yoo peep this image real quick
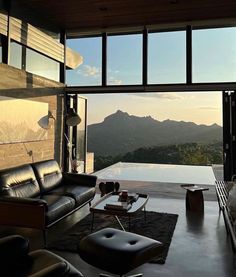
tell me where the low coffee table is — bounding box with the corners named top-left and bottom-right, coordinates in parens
top-left (90, 192), bottom-right (149, 232)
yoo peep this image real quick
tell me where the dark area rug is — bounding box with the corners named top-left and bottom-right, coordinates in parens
top-left (47, 211), bottom-right (178, 264)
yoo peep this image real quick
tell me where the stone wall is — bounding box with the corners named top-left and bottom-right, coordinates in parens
top-left (0, 63), bottom-right (65, 169)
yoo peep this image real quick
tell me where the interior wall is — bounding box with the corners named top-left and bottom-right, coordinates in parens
top-left (0, 63), bottom-right (65, 169)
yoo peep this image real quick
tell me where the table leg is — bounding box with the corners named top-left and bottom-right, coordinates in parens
top-left (114, 216), bottom-right (125, 231)
top-left (91, 212), bottom-right (94, 232)
top-left (186, 190), bottom-right (204, 212)
top-left (144, 206), bottom-right (147, 222)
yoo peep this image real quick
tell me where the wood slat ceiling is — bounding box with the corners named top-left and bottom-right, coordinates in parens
top-left (16, 0), bottom-right (236, 33)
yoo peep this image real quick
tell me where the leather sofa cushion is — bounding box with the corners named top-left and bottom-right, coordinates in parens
top-left (32, 159), bottom-right (63, 194)
top-left (49, 185), bottom-right (96, 207)
top-left (41, 194), bottom-right (75, 225)
top-left (0, 164), bottom-right (40, 198)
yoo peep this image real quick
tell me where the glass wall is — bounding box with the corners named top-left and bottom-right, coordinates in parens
top-left (193, 27), bottom-right (236, 83)
top-left (76, 96), bottom-right (87, 173)
top-left (66, 37), bottom-right (102, 86)
top-left (148, 30), bottom-right (186, 84)
top-left (9, 41), bottom-right (60, 81)
top-left (26, 48), bottom-right (59, 81)
top-left (10, 41), bottom-right (22, 69)
top-left (107, 34), bottom-right (142, 85)
top-left (66, 26), bottom-right (236, 87)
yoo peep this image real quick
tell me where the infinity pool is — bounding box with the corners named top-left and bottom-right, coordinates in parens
top-left (94, 162), bottom-right (216, 185)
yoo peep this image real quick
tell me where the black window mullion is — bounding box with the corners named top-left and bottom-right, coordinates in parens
top-left (102, 32), bottom-right (107, 86)
top-left (186, 25), bottom-right (192, 84)
top-left (60, 29), bottom-right (66, 84)
top-left (223, 90), bottom-right (233, 180)
top-left (21, 45), bottom-right (26, 70)
top-left (3, 0), bottom-right (11, 64)
top-left (1, 34), bottom-right (9, 64)
top-left (142, 28), bottom-right (148, 86)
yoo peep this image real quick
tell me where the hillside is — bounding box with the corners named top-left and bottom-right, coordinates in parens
top-left (94, 142), bottom-right (223, 171)
top-left (87, 110), bottom-right (222, 156)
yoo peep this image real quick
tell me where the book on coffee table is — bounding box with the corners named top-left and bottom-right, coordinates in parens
top-left (105, 201), bottom-right (132, 211)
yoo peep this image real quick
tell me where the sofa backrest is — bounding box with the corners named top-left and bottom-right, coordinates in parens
top-left (0, 165), bottom-right (40, 198)
top-left (31, 159), bottom-right (62, 194)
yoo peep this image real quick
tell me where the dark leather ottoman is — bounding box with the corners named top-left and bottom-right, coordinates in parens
top-left (78, 228), bottom-right (163, 277)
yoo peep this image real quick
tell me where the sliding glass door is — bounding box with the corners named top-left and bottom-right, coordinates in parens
top-left (65, 94), bottom-right (87, 173)
top-left (75, 96), bottom-right (87, 173)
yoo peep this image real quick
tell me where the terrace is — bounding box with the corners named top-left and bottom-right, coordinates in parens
top-left (0, 0), bottom-right (236, 276)
top-left (94, 162), bottom-right (218, 196)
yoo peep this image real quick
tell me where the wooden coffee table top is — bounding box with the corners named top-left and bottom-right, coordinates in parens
top-left (90, 192), bottom-right (149, 215)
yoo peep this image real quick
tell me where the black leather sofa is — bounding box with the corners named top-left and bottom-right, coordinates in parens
top-left (0, 234), bottom-right (84, 276)
top-left (0, 159), bottom-right (97, 244)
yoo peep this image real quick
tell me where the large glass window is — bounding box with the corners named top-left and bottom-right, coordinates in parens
top-left (66, 37), bottom-right (102, 86)
top-left (107, 34), bottom-right (142, 85)
top-left (10, 41), bottom-right (59, 81)
top-left (26, 48), bottom-right (59, 81)
top-left (10, 41), bottom-right (22, 69)
top-left (148, 30), bottom-right (186, 84)
top-left (76, 96), bottom-right (87, 173)
top-left (193, 27), bottom-right (236, 83)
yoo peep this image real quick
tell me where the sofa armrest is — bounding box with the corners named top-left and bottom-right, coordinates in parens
top-left (0, 197), bottom-right (46, 229)
top-left (0, 235), bottom-right (31, 275)
top-left (62, 172), bottom-right (97, 187)
top-left (30, 262), bottom-right (69, 277)
top-left (0, 235), bottom-right (29, 261)
top-left (0, 196), bottom-right (47, 206)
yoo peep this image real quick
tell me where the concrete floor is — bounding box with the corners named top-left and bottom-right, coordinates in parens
top-left (1, 194), bottom-right (235, 277)
top-left (0, 165), bottom-right (235, 277)
top-left (53, 197), bottom-right (236, 277)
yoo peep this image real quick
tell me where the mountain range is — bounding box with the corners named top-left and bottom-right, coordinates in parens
top-left (87, 110), bottom-right (222, 156)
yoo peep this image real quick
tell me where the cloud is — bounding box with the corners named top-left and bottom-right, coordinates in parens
top-left (154, 93), bottom-right (184, 100)
top-left (131, 93), bottom-right (184, 100)
top-left (108, 68), bottom-right (120, 74)
top-left (77, 65), bottom-right (101, 77)
top-left (108, 77), bottom-right (123, 85)
top-left (198, 106), bottom-right (219, 110)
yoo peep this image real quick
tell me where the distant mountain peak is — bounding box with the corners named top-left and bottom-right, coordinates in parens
top-left (116, 109), bottom-right (126, 114)
top-left (104, 110), bottom-right (129, 122)
top-left (104, 110), bottom-right (157, 123)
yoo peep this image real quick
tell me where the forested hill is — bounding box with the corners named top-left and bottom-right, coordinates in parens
top-left (87, 110), bottom-right (222, 156)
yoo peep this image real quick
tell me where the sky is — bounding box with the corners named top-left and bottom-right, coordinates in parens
top-left (66, 27), bottom-right (236, 126)
top-left (83, 92), bottom-right (222, 126)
